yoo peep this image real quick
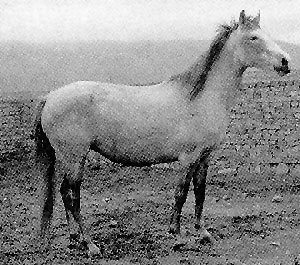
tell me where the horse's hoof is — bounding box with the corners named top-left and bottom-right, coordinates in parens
top-left (173, 236), bottom-right (188, 251)
top-left (70, 233), bottom-right (80, 242)
top-left (197, 228), bottom-right (215, 244)
top-left (87, 243), bottom-right (101, 256)
top-left (68, 233), bottom-right (81, 250)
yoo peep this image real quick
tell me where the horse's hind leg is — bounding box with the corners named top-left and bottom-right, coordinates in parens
top-left (60, 175), bottom-right (74, 244)
top-left (60, 155), bottom-right (100, 255)
top-left (39, 157), bottom-right (56, 250)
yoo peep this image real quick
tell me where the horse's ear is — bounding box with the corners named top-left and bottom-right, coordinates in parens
top-left (253, 10), bottom-right (260, 26)
top-left (239, 10), bottom-right (246, 25)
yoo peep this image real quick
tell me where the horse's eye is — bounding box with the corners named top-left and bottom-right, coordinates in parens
top-left (250, 36), bottom-right (259, 41)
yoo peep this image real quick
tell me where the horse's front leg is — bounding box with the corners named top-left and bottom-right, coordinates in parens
top-left (169, 148), bottom-right (214, 242)
top-left (169, 162), bottom-right (197, 234)
top-left (192, 151), bottom-right (214, 243)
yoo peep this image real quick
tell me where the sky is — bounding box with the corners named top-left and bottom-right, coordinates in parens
top-left (0, 0), bottom-right (299, 44)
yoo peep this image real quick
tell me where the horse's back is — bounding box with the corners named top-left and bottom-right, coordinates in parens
top-left (41, 80), bottom-right (180, 128)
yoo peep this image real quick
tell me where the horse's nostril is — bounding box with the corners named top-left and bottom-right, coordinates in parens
top-left (282, 57), bottom-right (288, 66)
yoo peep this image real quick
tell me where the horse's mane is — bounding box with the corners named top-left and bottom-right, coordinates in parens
top-left (169, 15), bottom-right (256, 100)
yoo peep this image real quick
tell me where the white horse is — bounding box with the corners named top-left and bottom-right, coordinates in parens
top-left (33, 10), bottom-right (290, 255)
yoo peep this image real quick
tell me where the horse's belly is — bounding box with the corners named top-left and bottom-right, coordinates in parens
top-left (91, 105), bottom-right (228, 166)
top-left (91, 126), bottom-right (181, 165)
top-left (90, 100), bottom-right (187, 164)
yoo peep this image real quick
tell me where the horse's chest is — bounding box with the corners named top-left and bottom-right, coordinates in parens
top-left (201, 102), bottom-right (229, 133)
top-left (174, 98), bottom-right (230, 166)
top-left (192, 95), bottom-right (229, 137)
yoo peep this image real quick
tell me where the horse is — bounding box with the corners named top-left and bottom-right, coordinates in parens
top-left (33, 10), bottom-right (290, 255)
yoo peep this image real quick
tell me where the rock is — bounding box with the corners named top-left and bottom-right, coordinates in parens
top-left (291, 164), bottom-right (300, 175)
top-left (223, 194), bottom-right (230, 201)
top-left (173, 237), bottom-right (188, 251)
top-left (294, 254), bottom-right (300, 265)
top-left (0, 165), bottom-right (6, 176)
top-left (226, 258), bottom-right (246, 265)
top-left (154, 163), bottom-right (171, 169)
top-left (254, 165), bottom-right (261, 174)
top-left (179, 257), bottom-right (192, 264)
top-left (102, 197), bottom-right (111, 203)
top-left (290, 91), bottom-right (298, 97)
top-left (218, 168), bottom-right (237, 175)
top-left (272, 195), bottom-right (283, 203)
top-left (270, 241), bottom-right (280, 247)
top-left (274, 163), bottom-right (289, 175)
top-left (109, 220), bottom-right (118, 227)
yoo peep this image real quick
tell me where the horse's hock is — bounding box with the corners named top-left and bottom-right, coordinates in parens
top-left (1, 79), bottom-right (300, 172)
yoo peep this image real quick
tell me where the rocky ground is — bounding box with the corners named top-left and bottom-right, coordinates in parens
top-left (1, 157), bottom-right (300, 265)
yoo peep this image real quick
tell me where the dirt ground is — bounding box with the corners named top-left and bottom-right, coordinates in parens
top-left (1, 156), bottom-right (300, 265)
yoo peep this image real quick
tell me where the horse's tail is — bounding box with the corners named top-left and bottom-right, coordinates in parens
top-left (32, 97), bottom-right (56, 241)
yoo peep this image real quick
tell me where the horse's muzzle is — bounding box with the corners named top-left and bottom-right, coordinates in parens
top-left (274, 58), bottom-right (290, 76)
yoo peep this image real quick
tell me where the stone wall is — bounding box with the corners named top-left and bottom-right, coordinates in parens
top-left (212, 79), bottom-right (300, 174)
top-left (0, 99), bottom-right (35, 161)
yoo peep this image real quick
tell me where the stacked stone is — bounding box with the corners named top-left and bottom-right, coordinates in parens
top-left (0, 99), bottom-right (35, 161)
top-left (211, 79), bottom-right (300, 174)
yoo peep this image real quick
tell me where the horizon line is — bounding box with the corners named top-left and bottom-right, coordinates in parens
top-left (0, 38), bottom-right (297, 46)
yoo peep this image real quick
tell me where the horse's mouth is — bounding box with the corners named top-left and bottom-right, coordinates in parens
top-left (274, 65), bottom-right (290, 76)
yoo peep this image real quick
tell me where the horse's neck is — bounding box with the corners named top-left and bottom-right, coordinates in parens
top-left (196, 48), bottom-right (246, 110)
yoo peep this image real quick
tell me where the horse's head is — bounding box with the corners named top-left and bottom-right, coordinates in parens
top-left (229, 10), bottom-right (290, 76)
